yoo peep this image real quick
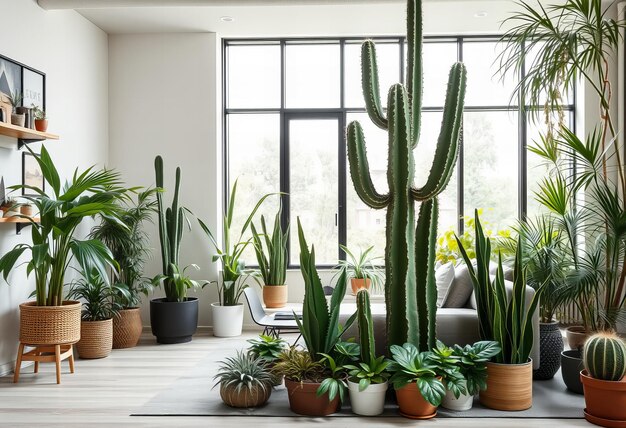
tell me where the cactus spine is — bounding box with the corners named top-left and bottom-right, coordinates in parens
top-left (155, 155), bottom-right (186, 302)
top-left (357, 289), bottom-right (376, 365)
top-left (583, 332), bottom-right (626, 381)
top-left (347, 0), bottom-right (466, 351)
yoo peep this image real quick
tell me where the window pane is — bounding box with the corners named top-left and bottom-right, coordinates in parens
top-left (286, 44), bottom-right (340, 108)
top-left (463, 111), bottom-right (518, 228)
top-left (344, 41), bottom-right (400, 109)
top-left (228, 114), bottom-right (280, 265)
top-left (463, 42), bottom-right (516, 107)
top-left (346, 113), bottom-right (388, 256)
top-left (289, 119), bottom-right (339, 264)
top-left (423, 42), bottom-right (458, 107)
top-left (228, 45), bottom-right (281, 109)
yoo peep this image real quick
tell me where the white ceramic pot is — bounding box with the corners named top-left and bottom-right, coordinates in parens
top-left (347, 379), bottom-right (388, 416)
top-left (441, 389), bottom-right (474, 411)
top-left (211, 302), bottom-right (244, 337)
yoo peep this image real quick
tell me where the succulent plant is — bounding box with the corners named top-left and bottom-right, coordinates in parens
top-left (583, 332), bottom-right (626, 381)
top-left (346, 0), bottom-right (467, 350)
top-left (213, 350), bottom-right (273, 392)
top-left (247, 334), bottom-right (287, 363)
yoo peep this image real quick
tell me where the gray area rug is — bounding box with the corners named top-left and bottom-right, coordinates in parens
top-left (133, 352), bottom-right (585, 418)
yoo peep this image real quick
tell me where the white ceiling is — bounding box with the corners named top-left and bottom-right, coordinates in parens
top-left (39, 0), bottom-right (521, 36)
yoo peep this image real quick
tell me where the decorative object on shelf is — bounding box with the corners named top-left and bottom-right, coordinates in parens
top-left (214, 350), bottom-right (273, 408)
top-left (16, 106), bottom-right (32, 129)
top-left (0, 176), bottom-right (5, 205)
top-left (333, 245), bottom-right (384, 296)
top-left (9, 91), bottom-right (24, 127)
top-left (0, 92), bottom-right (11, 123)
top-left (1, 196), bottom-right (18, 217)
top-left (19, 202), bottom-right (33, 217)
top-left (33, 106), bottom-right (47, 132)
top-left (347, 0), bottom-right (466, 351)
top-left (22, 151), bottom-right (45, 196)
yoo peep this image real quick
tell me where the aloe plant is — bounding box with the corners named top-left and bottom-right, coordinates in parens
top-left (347, 0), bottom-right (466, 350)
top-left (250, 207), bottom-right (288, 286)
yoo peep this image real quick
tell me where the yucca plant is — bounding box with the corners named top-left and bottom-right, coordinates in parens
top-left (0, 145), bottom-right (126, 306)
top-left (67, 269), bottom-right (129, 321)
top-left (250, 207), bottom-right (288, 287)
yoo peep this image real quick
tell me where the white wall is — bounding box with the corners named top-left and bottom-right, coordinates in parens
top-left (0, 0), bottom-right (108, 373)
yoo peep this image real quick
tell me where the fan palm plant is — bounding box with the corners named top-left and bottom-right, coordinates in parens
top-left (0, 146), bottom-right (126, 306)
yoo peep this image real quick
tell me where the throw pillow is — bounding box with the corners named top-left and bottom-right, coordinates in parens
top-left (442, 263), bottom-right (474, 308)
top-left (435, 262), bottom-right (455, 308)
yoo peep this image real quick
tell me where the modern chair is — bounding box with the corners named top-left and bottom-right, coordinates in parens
top-left (243, 288), bottom-right (301, 342)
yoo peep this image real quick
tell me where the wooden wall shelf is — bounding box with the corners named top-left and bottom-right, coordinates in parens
top-left (0, 122), bottom-right (59, 149)
top-left (0, 216), bottom-right (40, 234)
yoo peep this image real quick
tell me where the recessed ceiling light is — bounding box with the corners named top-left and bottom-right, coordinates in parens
top-left (474, 11), bottom-right (488, 18)
top-left (220, 16), bottom-right (234, 22)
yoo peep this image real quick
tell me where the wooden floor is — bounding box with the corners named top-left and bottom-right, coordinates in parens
top-left (0, 330), bottom-right (591, 427)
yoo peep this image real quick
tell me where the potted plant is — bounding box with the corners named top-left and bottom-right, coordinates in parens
top-left (581, 332), bottom-right (626, 426)
top-left (68, 269), bottom-right (128, 359)
top-left (438, 341), bottom-right (501, 411)
top-left (150, 156), bottom-right (205, 344)
top-left (247, 334), bottom-right (287, 386)
top-left (198, 179), bottom-right (274, 337)
top-left (214, 350), bottom-right (273, 408)
top-left (344, 289), bottom-right (389, 416)
top-left (0, 146), bottom-right (124, 355)
top-left (91, 189), bottom-right (157, 349)
top-left (33, 106), bottom-right (48, 132)
top-left (251, 207), bottom-right (289, 308)
top-left (8, 91), bottom-right (24, 127)
top-left (19, 200), bottom-right (34, 217)
top-left (1, 196), bottom-right (18, 217)
top-left (334, 245), bottom-right (384, 295)
top-left (456, 211), bottom-right (542, 411)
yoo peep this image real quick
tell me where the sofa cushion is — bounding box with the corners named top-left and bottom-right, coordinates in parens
top-left (442, 263), bottom-right (474, 308)
top-left (436, 262), bottom-right (455, 308)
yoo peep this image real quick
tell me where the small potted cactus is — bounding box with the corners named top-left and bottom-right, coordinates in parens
top-left (580, 332), bottom-right (626, 426)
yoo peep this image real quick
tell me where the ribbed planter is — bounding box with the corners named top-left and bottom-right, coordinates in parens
top-left (581, 370), bottom-right (626, 426)
top-left (263, 285), bottom-right (287, 308)
top-left (150, 297), bottom-right (198, 344)
top-left (220, 383), bottom-right (271, 408)
top-left (285, 378), bottom-right (340, 416)
top-left (19, 300), bottom-right (81, 345)
top-left (561, 349), bottom-right (584, 394)
top-left (479, 360), bottom-right (532, 411)
top-left (395, 381), bottom-right (438, 419)
top-left (113, 308), bottom-right (143, 349)
top-left (348, 380), bottom-right (387, 416)
top-left (350, 278), bottom-right (371, 295)
top-left (533, 321), bottom-right (564, 380)
top-left (76, 318), bottom-right (113, 359)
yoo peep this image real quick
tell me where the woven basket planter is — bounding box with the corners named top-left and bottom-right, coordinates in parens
top-left (19, 300), bottom-right (81, 346)
top-left (113, 308), bottom-right (143, 349)
top-left (76, 318), bottom-right (113, 359)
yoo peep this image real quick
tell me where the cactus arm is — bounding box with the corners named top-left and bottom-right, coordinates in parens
top-left (407, 0), bottom-right (423, 147)
top-left (154, 156), bottom-right (170, 275)
top-left (170, 167), bottom-right (181, 268)
top-left (414, 198), bottom-right (438, 351)
top-left (361, 41), bottom-right (388, 130)
top-left (411, 62), bottom-right (466, 201)
top-left (347, 121), bottom-right (390, 209)
top-left (357, 289), bottom-right (376, 365)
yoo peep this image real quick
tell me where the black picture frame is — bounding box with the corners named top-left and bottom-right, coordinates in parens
top-left (0, 53), bottom-right (46, 111)
top-left (22, 152), bottom-right (45, 196)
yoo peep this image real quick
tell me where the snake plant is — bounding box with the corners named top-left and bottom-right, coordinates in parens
top-left (250, 207), bottom-right (288, 286)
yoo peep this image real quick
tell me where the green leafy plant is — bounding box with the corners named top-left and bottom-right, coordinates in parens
top-left (213, 350), bottom-right (273, 393)
top-left (429, 340), bottom-right (466, 398)
top-left (247, 334), bottom-right (287, 363)
top-left (272, 347), bottom-right (326, 383)
top-left (333, 245), bottom-right (384, 293)
top-left (456, 210), bottom-right (542, 364)
top-left (388, 342), bottom-right (446, 406)
top-left (0, 146), bottom-right (125, 306)
top-left (198, 179), bottom-right (275, 306)
top-left (32, 106), bottom-right (47, 120)
top-left (90, 188), bottom-right (157, 308)
top-left (67, 269), bottom-right (130, 321)
top-left (347, 0), bottom-right (466, 350)
top-left (8, 91), bottom-right (22, 112)
top-left (344, 355), bottom-right (389, 392)
top-left (251, 207), bottom-right (288, 286)
top-left (450, 341), bottom-right (501, 397)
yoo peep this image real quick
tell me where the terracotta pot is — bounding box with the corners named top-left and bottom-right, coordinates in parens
top-left (220, 383), bottom-right (271, 408)
top-left (581, 370), bottom-right (626, 425)
top-left (35, 119), bottom-right (48, 132)
top-left (20, 205), bottom-right (33, 217)
top-left (350, 278), bottom-right (371, 295)
top-left (566, 326), bottom-right (591, 351)
top-left (113, 308), bottom-right (143, 349)
top-left (263, 285), bottom-right (287, 308)
top-left (76, 318), bottom-right (113, 359)
top-left (395, 381), bottom-right (438, 419)
top-left (285, 378), bottom-right (340, 416)
top-left (479, 360), bottom-right (532, 411)
top-left (19, 300), bottom-right (81, 345)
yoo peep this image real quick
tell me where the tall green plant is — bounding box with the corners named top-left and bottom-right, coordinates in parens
top-left (456, 211), bottom-right (541, 364)
top-left (356, 289), bottom-right (376, 365)
top-left (347, 0), bottom-right (466, 350)
top-left (250, 207), bottom-right (288, 286)
top-left (67, 269), bottom-right (129, 321)
top-left (0, 146), bottom-right (125, 306)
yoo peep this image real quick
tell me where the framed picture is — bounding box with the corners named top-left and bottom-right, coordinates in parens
top-left (22, 152), bottom-right (45, 196)
top-left (0, 56), bottom-right (22, 100)
top-left (23, 68), bottom-right (44, 110)
top-left (0, 54), bottom-right (46, 115)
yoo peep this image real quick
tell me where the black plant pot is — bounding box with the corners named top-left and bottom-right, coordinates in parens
top-left (150, 297), bottom-right (198, 344)
top-left (533, 321), bottom-right (564, 380)
top-left (561, 349), bottom-right (584, 394)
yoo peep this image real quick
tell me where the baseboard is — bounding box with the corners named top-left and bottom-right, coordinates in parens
top-left (0, 359), bottom-right (33, 377)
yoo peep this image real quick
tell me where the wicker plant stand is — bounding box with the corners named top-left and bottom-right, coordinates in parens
top-left (13, 343), bottom-right (74, 384)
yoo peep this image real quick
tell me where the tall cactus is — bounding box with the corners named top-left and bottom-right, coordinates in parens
top-left (357, 289), bottom-right (376, 365)
top-left (155, 155), bottom-right (187, 302)
top-left (347, 0), bottom-right (466, 351)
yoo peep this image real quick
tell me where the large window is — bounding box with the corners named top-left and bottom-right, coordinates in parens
top-left (224, 37), bottom-right (575, 266)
